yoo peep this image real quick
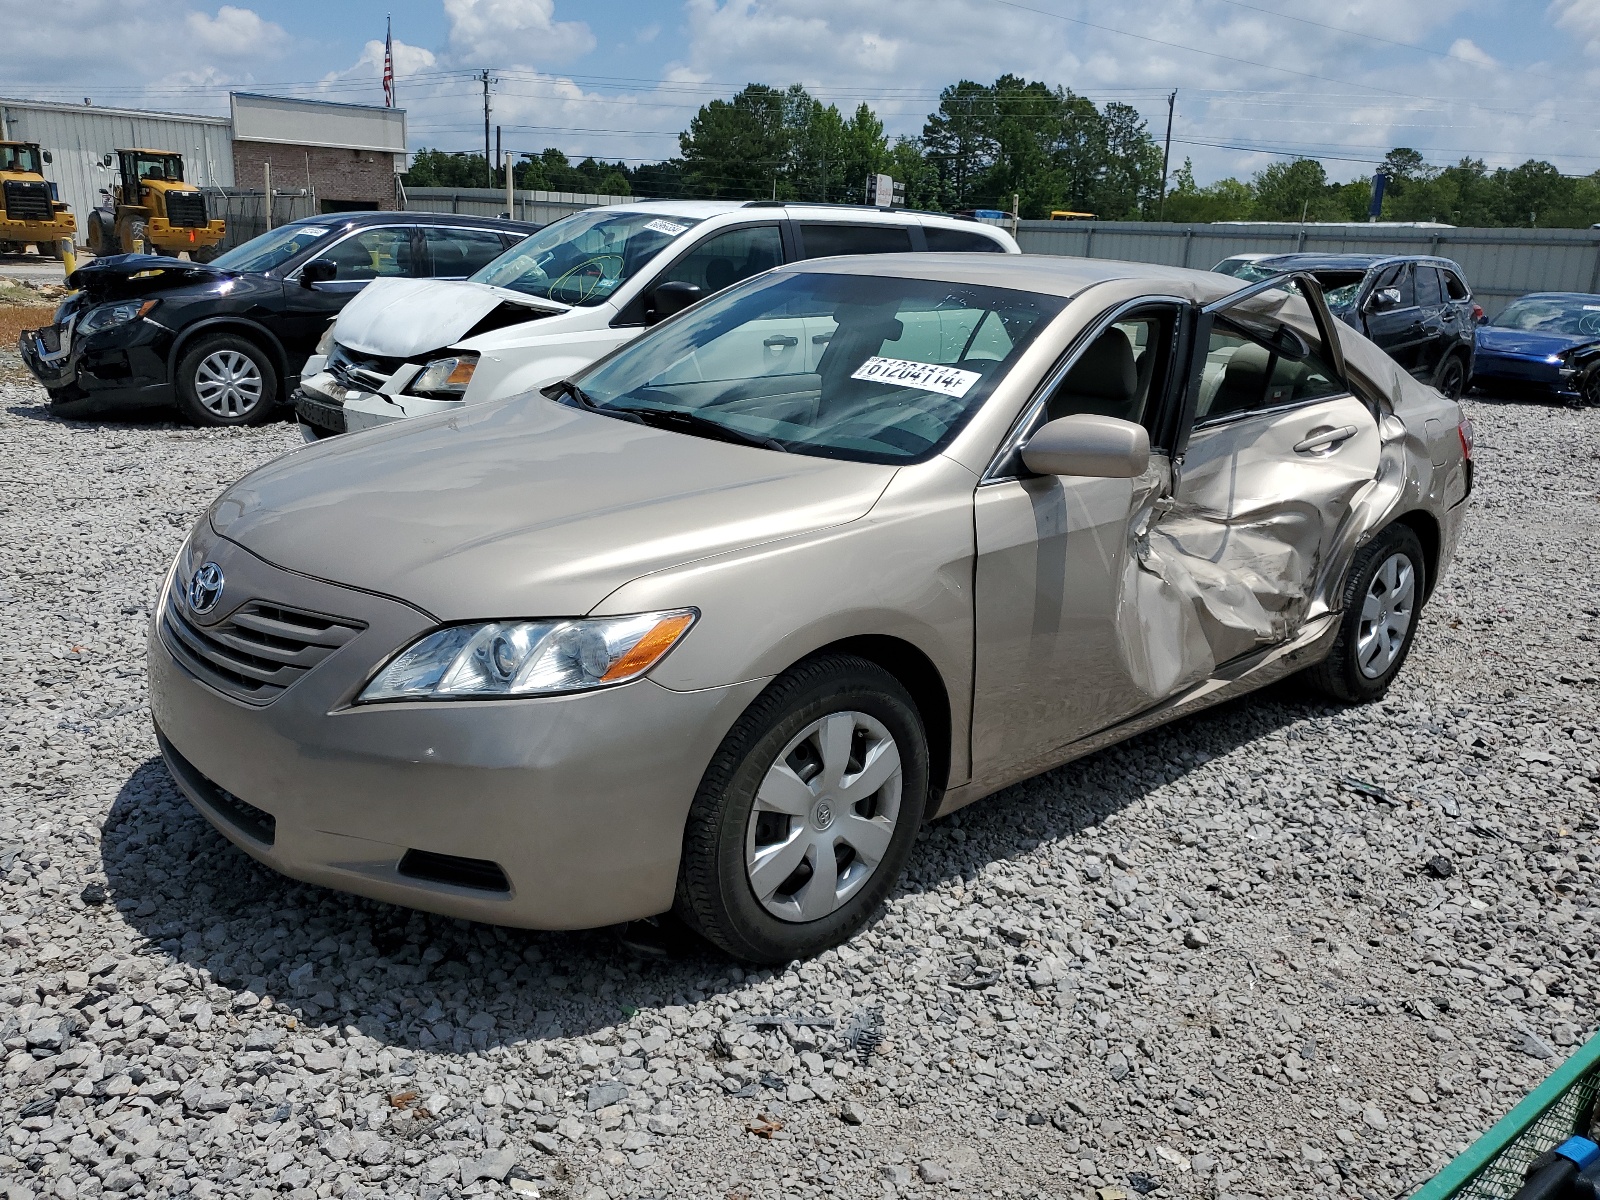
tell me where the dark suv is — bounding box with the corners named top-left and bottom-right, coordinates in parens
top-left (20, 211), bottom-right (541, 425)
top-left (1213, 253), bottom-right (1478, 399)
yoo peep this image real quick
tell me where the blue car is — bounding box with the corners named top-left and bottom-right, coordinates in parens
top-left (1472, 292), bottom-right (1600, 406)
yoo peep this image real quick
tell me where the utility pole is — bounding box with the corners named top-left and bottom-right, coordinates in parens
top-left (495, 125), bottom-right (502, 188)
top-left (1158, 90), bottom-right (1176, 221)
top-left (478, 69), bottom-right (495, 184)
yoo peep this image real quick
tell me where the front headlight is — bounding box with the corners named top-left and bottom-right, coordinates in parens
top-left (315, 322), bottom-right (337, 356)
top-left (359, 609), bottom-right (697, 702)
top-left (408, 354), bottom-right (478, 397)
top-left (77, 299), bottom-right (158, 336)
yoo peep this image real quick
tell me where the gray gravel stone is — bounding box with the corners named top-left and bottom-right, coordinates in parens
top-left (0, 367), bottom-right (1595, 1200)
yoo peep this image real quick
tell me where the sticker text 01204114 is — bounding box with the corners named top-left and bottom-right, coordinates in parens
top-left (849, 356), bottom-right (983, 398)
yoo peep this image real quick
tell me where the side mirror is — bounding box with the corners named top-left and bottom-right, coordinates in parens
top-left (41, 150), bottom-right (53, 165)
top-left (100, 153), bottom-right (115, 168)
top-left (647, 281), bottom-right (703, 323)
top-left (300, 259), bottom-right (338, 288)
top-left (1021, 414), bottom-right (1150, 479)
top-left (1367, 287), bottom-right (1402, 312)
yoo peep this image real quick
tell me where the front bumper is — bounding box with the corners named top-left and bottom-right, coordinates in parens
top-left (18, 317), bottom-right (175, 411)
top-left (0, 215), bottom-right (76, 242)
top-left (298, 369), bottom-right (464, 435)
top-left (148, 525), bottom-right (763, 929)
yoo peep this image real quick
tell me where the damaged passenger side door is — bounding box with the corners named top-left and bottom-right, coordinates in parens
top-left (1150, 280), bottom-right (1382, 669)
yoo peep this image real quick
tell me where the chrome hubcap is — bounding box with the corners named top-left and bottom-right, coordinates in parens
top-left (194, 349), bottom-right (263, 417)
top-left (745, 710), bottom-right (902, 923)
top-left (1357, 552), bottom-right (1416, 679)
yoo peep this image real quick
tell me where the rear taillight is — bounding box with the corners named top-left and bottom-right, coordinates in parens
top-left (1458, 415), bottom-right (1474, 461)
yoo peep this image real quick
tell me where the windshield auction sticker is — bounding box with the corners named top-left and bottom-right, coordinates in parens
top-left (850, 356), bottom-right (982, 397)
top-left (643, 218), bottom-right (689, 236)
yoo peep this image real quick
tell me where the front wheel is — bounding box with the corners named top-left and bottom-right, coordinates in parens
top-left (1577, 364), bottom-right (1600, 408)
top-left (675, 654), bottom-right (929, 963)
top-left (175, 334), bottom-right (278, 426)
top-left (1433, 352), bottom-right (1467, 400)
top-left (1305, 523), bottom-right (1427, 703)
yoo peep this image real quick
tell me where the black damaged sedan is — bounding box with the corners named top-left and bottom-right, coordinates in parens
top-left (19, 211), bottom-right (540, 425)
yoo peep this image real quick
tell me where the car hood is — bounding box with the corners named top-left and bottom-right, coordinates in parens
top-left (1475, 326), bottom-right (1597, 357)
top-left (66, 252), bottom-right (255, 304)
top-left (209, 395), bottom-right (898, 620)
top-left (333, 276), bottom-right (572, 358)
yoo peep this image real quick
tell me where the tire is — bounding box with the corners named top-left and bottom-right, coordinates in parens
top-left (1577, 364), bottom-right (1600, 409)
top-left (675, 653), bottom-right (929, 963)
top-left (174, 334), bottom-right (277, 426)
top-left (89, 213), bottom-right (119, 256)
top-left (1433, 352), bottom-right (1467, 401)
top-left (1305, 523), bottom-right (1427, 703)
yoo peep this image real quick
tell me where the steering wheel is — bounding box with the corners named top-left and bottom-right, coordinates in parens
top-left (549, 255), bottom-right (622, 304)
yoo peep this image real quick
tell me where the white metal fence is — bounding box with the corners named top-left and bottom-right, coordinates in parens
top-left (403, 186), bottom-right (636, 227)
top-left (1013, 220), bottom-right (1600, 312)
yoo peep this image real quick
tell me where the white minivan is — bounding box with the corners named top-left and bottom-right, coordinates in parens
top-left (293, 200), bottom-right (1019, 437)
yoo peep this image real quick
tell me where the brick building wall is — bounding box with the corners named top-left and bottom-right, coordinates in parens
top-left (231, 140), bottom-right (399, 211)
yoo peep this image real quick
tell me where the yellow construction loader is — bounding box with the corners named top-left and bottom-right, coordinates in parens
top-left (0, 141), bottom-right (76, 257)
top-left (87, 149), bottom-right (224, 259)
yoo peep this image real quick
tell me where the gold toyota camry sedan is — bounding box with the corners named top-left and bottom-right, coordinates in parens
top-left (149, 254), bottom-right (1472, 962)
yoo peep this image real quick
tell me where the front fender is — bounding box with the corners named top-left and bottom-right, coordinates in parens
top-left (168, 316), bottom-right (290, 384)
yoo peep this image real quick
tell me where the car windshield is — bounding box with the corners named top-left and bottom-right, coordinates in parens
top-left (472, 209), bottom-right (704, 306)
top-left (1213, 258), bottom-right (1280, 282)
top-left (0, 144), bottom-right (43, 174)
top-left (570, 270), bottom-right (1065, 465)
top-left (1493, 296), bottom-right (1600, 337)
top-left (1308, 270), bottom-right (1367, 309)
top-left (1213, 261), bottom-right (1366, 309)
top-left (210, 223), bottom-right (334, 273)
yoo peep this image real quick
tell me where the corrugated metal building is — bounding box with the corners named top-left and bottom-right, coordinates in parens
top-left (0, 98), bottom-right (233, 230)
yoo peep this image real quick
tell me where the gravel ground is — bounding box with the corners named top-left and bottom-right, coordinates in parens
top-left (1, 363), bottom-right (1596, 1200)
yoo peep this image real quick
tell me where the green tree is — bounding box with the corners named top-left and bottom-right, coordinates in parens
top-left (679, 83), bottom-right (789, 200)
top-left (1162, 160), bottom-right (1253, 222)
top-left (1251, 159), bottom-right (1343, 220)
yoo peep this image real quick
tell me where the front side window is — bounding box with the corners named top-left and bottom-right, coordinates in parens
top-left (1045, 311), bottom-right (1175, 427)
top-left (654, 225), bottom-right (782, 294)
top-left (1371, 263), bottom-right (1415, 308)
top-left (132, 154), bottom-right (183, 183)
top-left (473, 209), bottom-right (705, 306)
top-left (424, 227), bottom-right (510, 278)
top-left (924, 226), bottom-right (1006, 253)
top-left (320, 228), bottom-right (415, 280)
top-left (798, 223), bottom-right (914, 258)
top-left (211, 223), bottom-right (332, 274)
top-left (571, 271), bottom-right (1065, 464)
top-left (0, 144), bottom-right (43, 174)
top-left (1196, 318), bottom-right (1344, 424)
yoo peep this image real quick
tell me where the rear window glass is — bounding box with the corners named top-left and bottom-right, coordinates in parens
top-left (798, 224), bottom-right (914, 258)
top-left (924, 226), bottom-right (1005, 253)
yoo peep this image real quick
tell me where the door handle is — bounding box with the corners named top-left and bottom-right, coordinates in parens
top-left (763, 335), bottom-right (799, 348)
top-left (1293, 424), bottom-right (1359, 453)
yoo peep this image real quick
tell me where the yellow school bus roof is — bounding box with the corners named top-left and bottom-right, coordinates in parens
top-left (1049, 210), bottom-right (1096, 220)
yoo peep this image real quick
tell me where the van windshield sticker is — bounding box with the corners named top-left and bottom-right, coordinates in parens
top-left (643, 218), bottom-right (689, 236)
top-left (850, 356), bottom-right (982, 398)
top-left (1583, 305), bottom-right (1600, 311)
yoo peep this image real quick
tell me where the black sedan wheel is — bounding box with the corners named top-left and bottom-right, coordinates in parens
top-left (1433, 353), bottom-right (1467, 401)
top-left (1580, 364), bottom-right (1600, 408)
top-left (175, 334), bottom-right (278, 426)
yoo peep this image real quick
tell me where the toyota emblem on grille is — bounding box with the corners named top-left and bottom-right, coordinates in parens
top-left (187, 562), bottom-right (225, 615)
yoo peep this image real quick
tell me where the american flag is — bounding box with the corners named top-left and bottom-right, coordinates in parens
top-left (382, 16), bottom-right (395, 107)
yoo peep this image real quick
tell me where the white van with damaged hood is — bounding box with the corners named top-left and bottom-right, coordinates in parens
top-left (293, 200), bottom-right (1020, 437)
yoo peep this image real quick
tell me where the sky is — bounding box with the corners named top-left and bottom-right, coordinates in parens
top-left (5, 0), bottom-right (1600, 186)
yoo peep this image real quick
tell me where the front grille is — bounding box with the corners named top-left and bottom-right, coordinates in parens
top-left (3, 180), bottom-right (52, 222)
top-left (157, 732), bottom-right (276, 846)
top-left (398, 850), bottom-right (511, 893)
top-left (327, 343), bottom-right (406, 392)
top-left (161, 585), bottom-right (364, 705)
top-left (164, 191), bottom-right (208, 228)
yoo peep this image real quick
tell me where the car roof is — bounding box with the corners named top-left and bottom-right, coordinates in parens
top-left (564, 199), bottom-right (999, 229)
top-left (1251, 252), bottom-right (1464, 272)
top-left (281, 211), bottom-right (542, 233)
top-left (1507, 291), bottom-right (1600, 303)
top-left (782, 252), bottom-right (1250, 299)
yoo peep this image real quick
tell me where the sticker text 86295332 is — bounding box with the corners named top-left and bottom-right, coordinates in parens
top-left (849, 356), bottom-right (983, 398)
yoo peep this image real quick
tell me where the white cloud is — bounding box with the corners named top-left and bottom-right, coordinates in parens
top-left (1446, 38), bottom-right (1497, 68)
top-left (184, 5), bottom-right (288, 58)
top-left (443, 0), bottom-right (595, 65)
top-left (1551, 0), bottom-right (1600, 54)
